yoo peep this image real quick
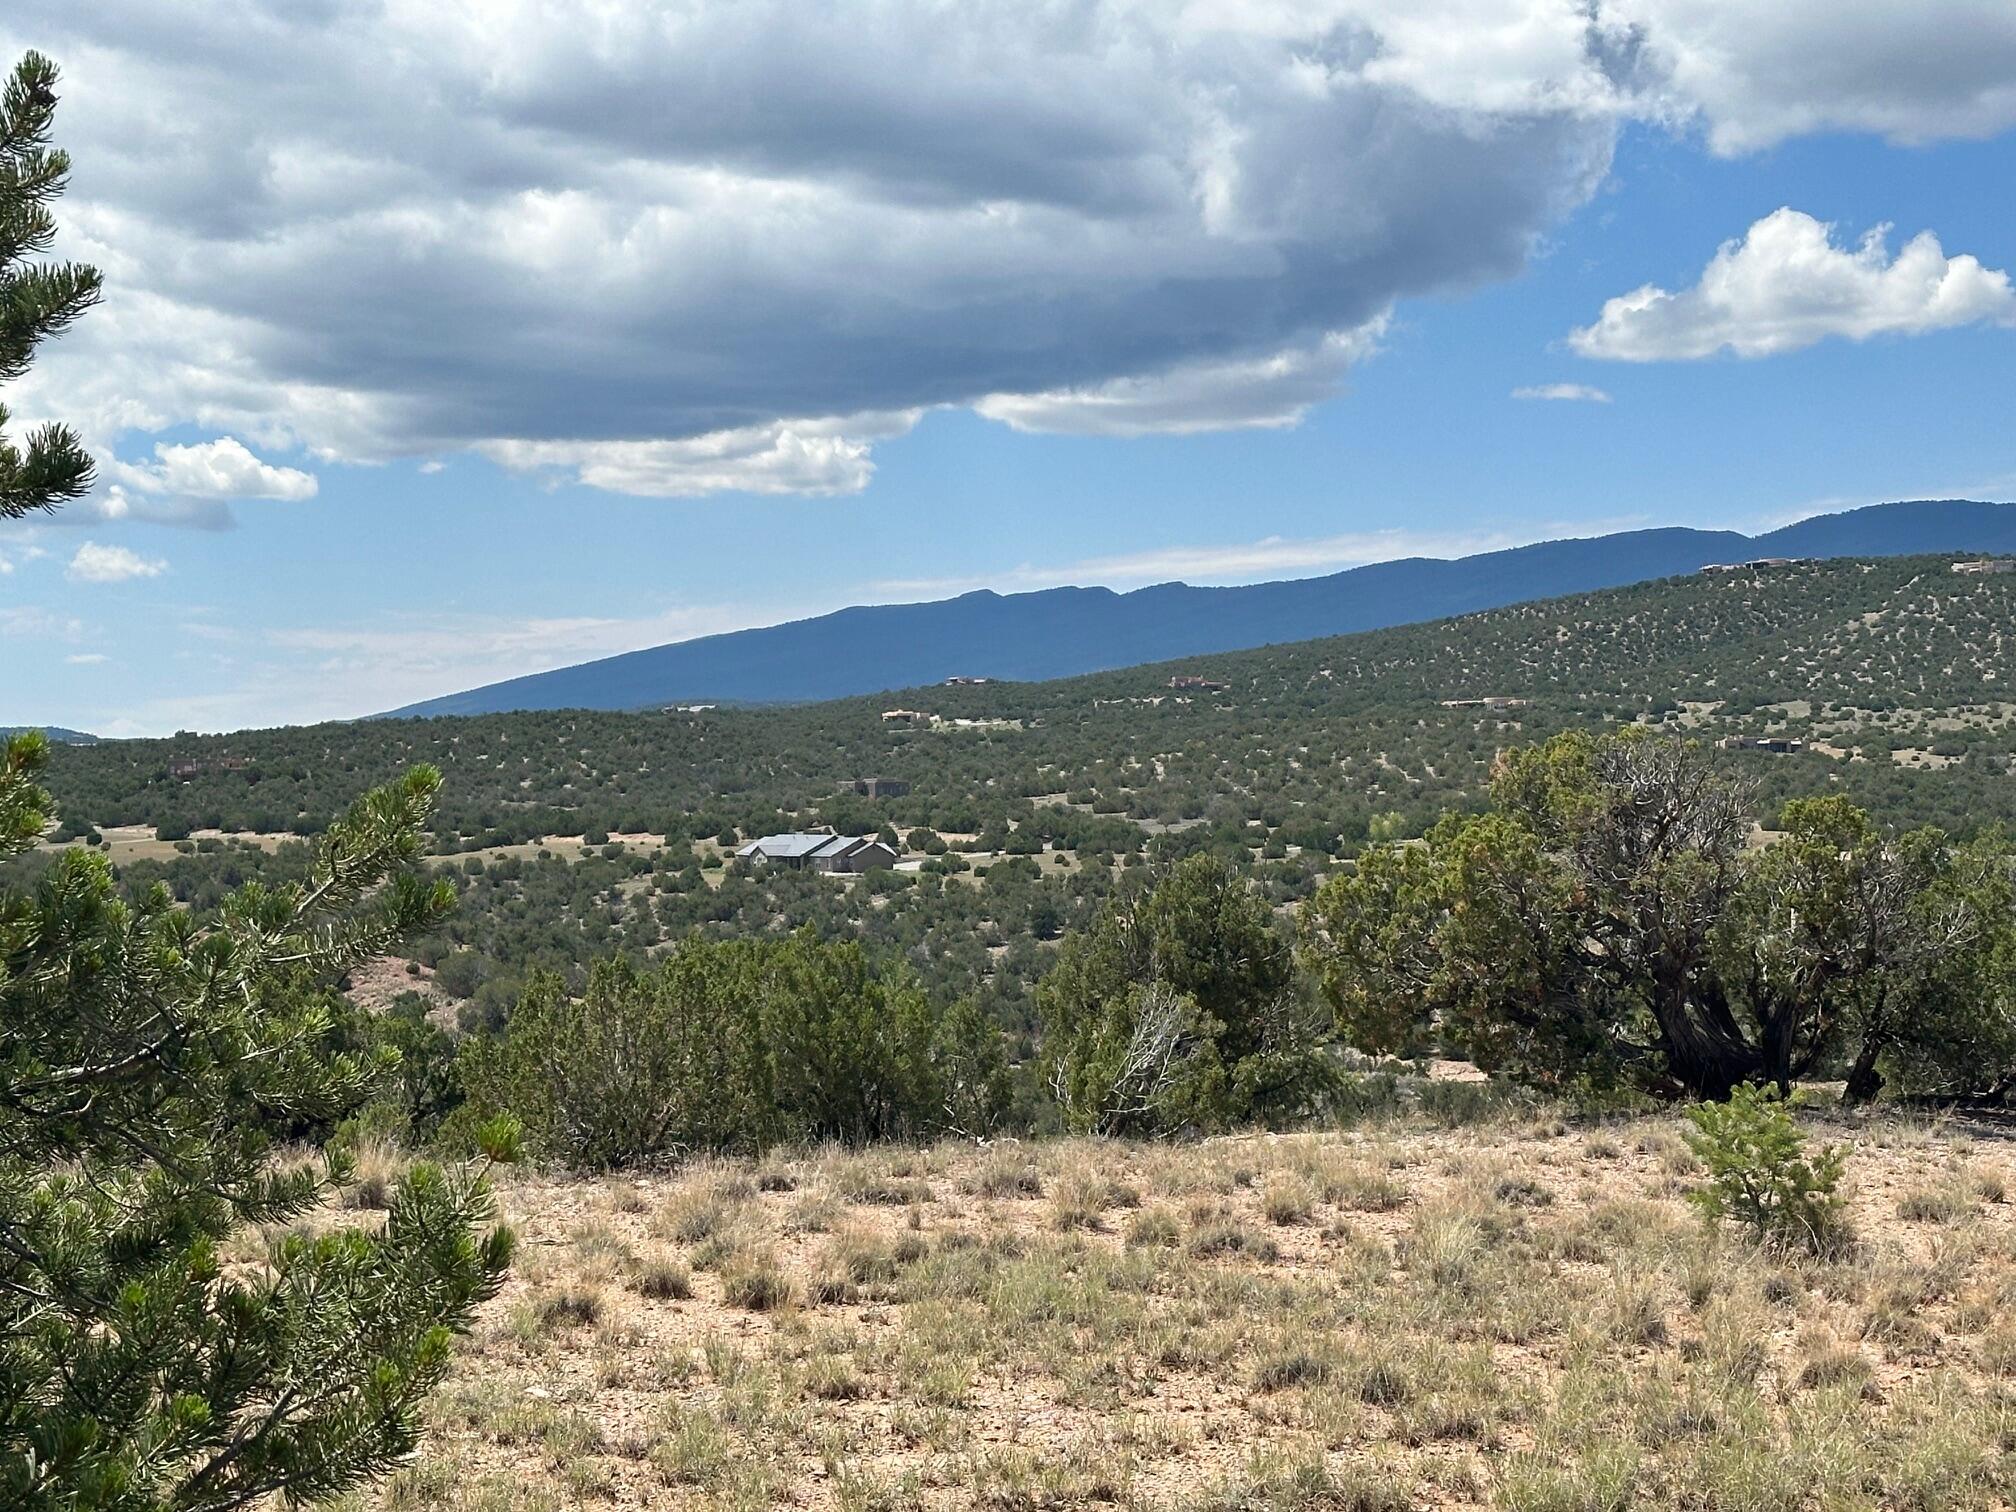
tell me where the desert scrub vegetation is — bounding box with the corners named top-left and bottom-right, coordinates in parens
top-left (352, 1109), bottom-right (2016, 1511)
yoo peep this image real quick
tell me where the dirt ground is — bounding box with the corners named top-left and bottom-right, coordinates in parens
top-left (337, 1110), bottom-right (2016, 1512)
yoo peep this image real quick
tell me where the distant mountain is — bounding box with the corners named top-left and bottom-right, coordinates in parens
top-left (386, 499), bottom-right (2016, 718)
top-left (1, 726), bottom-right (101, 744)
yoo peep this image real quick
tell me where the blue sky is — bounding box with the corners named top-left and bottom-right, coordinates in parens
top-left (3, 3), bottom-right (2015, 735)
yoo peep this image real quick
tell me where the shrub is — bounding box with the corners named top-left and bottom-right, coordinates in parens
top-left (1185, 1218), bottom-right (1280, 1262)
top-left (720, 1252), bottom-right (795, 1311)
top-left (1124, 1207), bottom-right (1181, 1249)
top-left (1261, 1177), bottom-right (1314, 1225)
top-left (462, 932), bottom-right (1005, 1167)
top-left (632, 1255), bottom-right (694, 1300)
top-left (1683, 1085), bottom-right (1847, 1255)
top-left (1039, 855), bottom-right (1334, 1134)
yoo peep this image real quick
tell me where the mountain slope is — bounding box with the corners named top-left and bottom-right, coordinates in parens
top-left (0, 726), bottom-right (101, 744)
top-left (387, 499), bottom-right (2016, 718)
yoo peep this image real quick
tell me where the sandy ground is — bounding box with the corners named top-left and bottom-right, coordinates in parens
top-left (338, 1111), bottom-right (2016, 1511)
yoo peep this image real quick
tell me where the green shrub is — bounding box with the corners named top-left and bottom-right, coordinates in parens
top-left (1683, 1085), bottom-right (1847, 1255)
top-left (462, 931), bottom-right (1008, 1168)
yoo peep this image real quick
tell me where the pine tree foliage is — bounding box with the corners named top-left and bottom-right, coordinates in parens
top-left (1, 52), bottom-right (516, 1509)
top-left (0, 53), bottom-right (99, 520)
top-left (1, 738), bottom-right (518, 1509)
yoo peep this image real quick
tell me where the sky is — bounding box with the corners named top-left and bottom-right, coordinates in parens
top-left (2, 1), bottom-right (2014, 736)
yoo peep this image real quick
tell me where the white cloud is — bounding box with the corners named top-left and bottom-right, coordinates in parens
top-left (478, 412), bottom-right (921, 497)
top-left (5, 3), bottom-right (2010, 496)
top-left (67, 542), bottom-right (167, 583)
top-left (1608, 0), bottom-right (2016, 154)
top-left (2, 2), bottom-right (1622, 492)
top-left (80, 598), bottom-right (820, 733)
top-left (65, 652), bottom-right (110, 665)
top-left (0, 606), bottom-right (85, 639)
top-left (1570, 208), bottom-right (2016, 361)
top-left (125, 436), bottom-right (317, 501)
top-left (0, 544), bottom-right (50, 574)
top-left (60, 436), bottom-right (318, 530)
top-left (976, 323), bottom-right (1386, 437)
top-left (1511, 382), bottom-right (1613, 402)
top-left (54, 483), bottom-right (234, 532)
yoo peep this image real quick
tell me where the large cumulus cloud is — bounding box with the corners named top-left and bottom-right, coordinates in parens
top-left (3, 1), bottom-right (2011, 498)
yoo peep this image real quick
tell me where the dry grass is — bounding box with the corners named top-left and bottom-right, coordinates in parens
top-left (343, 1114), bottom-right (2016, 1511)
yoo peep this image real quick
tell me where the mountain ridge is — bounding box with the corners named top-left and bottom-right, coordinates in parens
top-left (384, 499), bottom-right (2016, 719)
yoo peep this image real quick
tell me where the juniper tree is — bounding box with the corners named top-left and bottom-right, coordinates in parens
top-left (1040, 854), bottom-right (1333, 1133)
top-left (1, 52), bottom-right (516, 1510)
top-left (1302, 729), bottom-right (2016, 1102)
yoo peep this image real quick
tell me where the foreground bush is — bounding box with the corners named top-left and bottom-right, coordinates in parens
top-left (462, 931), bottom-right (1010, 1166)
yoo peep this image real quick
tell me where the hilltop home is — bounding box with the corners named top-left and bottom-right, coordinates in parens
top-left (1702, 559), bottom-right (1802, 573)
top-left (1719, 736), bottom-right (1806, 754)
top-left (1168, 675), bottom-right (1227, 691)
top-left (737, 832), bottom-right (898, 874)
top-left (881, 708), bottom-right (930, 724)
top-left (1952, 559), bottom-right (2016, 575)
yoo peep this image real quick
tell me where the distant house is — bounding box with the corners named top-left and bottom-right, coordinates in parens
top-left (1703, 558), bottom-right (1802, 574)
top-left (1720, 736), bottom-right (1805, 754)
top-left (1440, 696), bottom-right (1529, 711)
top-left (881, 708), bottom-right (930, 724)
top-left (1952, 559), bottom-right (2016, 576)
top-left (848, 777), bottom-right (911, 799)
top-left (1699, 563), bottom-right (1743, 575)
top-left (1168, 675), bottom-right (1227, 691)
top-left (737, 832), bottom-right (898, 873)
top-left (942, 675), bottom-right (992, 686)
top-left (168, 754), bottom-right (252, 778)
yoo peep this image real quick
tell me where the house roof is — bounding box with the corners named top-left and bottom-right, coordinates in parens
top-left (738, 832), bottom-right (869, 859)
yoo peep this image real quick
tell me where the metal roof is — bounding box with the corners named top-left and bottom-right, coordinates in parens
top-left (738, 832), bottom-right (867, 859)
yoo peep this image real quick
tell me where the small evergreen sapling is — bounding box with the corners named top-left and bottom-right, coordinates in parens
top-left (1683, 1084), bottom-right (1847, 1255)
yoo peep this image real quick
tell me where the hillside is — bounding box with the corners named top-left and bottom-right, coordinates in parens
top-left (384, 499), bottom-right (2016, 717)
top-left (0, 726), bottom-right (99, 744)
top-left (34, 555), bottom-right (2016, 1029)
